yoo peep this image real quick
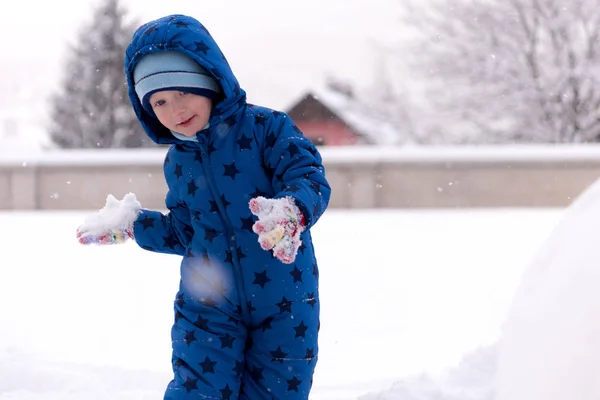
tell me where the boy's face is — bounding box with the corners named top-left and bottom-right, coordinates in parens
top-left (149, 91), bottom-right (212, 136)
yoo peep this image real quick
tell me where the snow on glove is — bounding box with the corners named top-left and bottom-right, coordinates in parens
top-left (249, 196), bottom-right (305, 264)
top-left (76, 193), bottom-right (142, 245)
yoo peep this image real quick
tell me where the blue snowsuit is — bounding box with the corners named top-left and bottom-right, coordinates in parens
top-left (124, 14), bottom-right (331, 400)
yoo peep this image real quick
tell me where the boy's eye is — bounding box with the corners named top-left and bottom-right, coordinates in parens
top-left (153, 99), bottom-right (166, 107)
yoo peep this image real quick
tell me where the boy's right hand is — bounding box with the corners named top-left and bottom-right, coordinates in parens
top-left (76, 193), bottom-right (142, 245)
top-left (76, 225), bottom-right (134, 245)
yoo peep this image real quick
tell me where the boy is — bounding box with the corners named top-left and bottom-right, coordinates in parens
top-left (76, 13), bottom-right (330, 400)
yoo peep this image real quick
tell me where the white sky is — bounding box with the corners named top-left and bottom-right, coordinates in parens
top-left (1, 0), bottom-right (409, 112)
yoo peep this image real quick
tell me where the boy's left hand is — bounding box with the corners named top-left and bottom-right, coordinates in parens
top-left (76, 193), bottom-right (141, 245)
top-left (249, 196), bottom-right (305, 264)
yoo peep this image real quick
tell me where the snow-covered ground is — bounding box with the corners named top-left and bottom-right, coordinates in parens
top-left (0, 207), bottom-right (564, 399)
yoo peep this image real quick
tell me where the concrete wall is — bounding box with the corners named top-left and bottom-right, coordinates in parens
top-left (2, 145), bottom-right (600, 210)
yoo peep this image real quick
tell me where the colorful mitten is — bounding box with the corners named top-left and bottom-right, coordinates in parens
top-left (249, 196), bottom-right (305, 264)
top-left (76, 193), bottom-right (142, 245)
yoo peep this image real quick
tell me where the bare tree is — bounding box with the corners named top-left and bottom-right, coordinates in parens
top-left (49, 0), bottom-right (149, 148)
top-left (402, 0), bottom-right (600, 143)
top-left (362, 42), bottom-right (418, 144)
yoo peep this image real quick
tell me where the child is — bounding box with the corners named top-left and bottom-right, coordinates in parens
top-left (76, 14), bottom-right (331, 400)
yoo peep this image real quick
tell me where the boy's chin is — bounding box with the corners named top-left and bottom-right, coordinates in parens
top-left (175, 125), bottom-right (202, 137)
top-left (177, 121), bottom-right (208, 136)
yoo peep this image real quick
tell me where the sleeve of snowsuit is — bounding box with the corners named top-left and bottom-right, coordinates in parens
top-left (132, 190), bottom-right (193, 255)
top-left (263, 116), bottom-right (331, 228)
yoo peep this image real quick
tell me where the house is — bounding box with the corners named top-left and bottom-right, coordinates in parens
top-left (285, 81), bottom-right (408, 146)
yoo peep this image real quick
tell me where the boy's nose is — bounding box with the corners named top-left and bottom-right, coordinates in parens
top-left (172, 101), bottom-right (186, 116)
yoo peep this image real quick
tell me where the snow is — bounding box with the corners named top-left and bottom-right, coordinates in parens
top-left (76, 193), bottom-right (141, 243)
top-left (358, 344), bottom-right (497, 400)
top-left (494, 177), bottom-right (600, 400)
top-left (0, 206), bottom-right (563, 399)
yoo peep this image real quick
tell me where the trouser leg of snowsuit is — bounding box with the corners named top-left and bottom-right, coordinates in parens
top-left (240, 298), bottom-right (319, 399)
top-left (163, 295), bottom-right (246, 399)
top-left (163, 293), bottom-right (319, 399)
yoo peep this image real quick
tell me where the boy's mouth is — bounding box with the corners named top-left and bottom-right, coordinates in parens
top-left (177, 115), bottom-right (195, 127)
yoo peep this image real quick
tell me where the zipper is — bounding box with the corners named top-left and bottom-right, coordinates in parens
top-left (197, 141), bottom-right (250, 325)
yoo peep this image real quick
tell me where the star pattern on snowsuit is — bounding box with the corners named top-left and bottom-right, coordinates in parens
top-left (276, 297), bottom-right (293, 313)
top-left (294, 321), bottom-right (308, 338)
top-left (265, 131), bottom-right (277, 148)
top-left (307, 292), bottom-right (317, 308)
top-left (287, 375), bottom-right (302, 392)
top-left (139, 216), bottom-right (155, 230)
top-left (219, 333), bottom-right (235, 349)
top-left (260, 316), bottom-right (274, 332)
top-left (182, 377), bottom-right (198, 393)
top-left (204, 229), bottom-right (218, 243)
top-left (194, 41), bottom-right (209, 54)
top-left (290, 265), bottom-right (303, 283)
top-left (195, 314), bottom-right (209, 330)
top-left (304, 347), bottom-right (315, 363)
top-left (184, 330), bottom-right (197, 346)
top-left (236, 135), bottom-right (253, 150)
top-left (288, 143), bottom-right (302, 157)
top-left (173, 164), bottom-right (183, 179)
top-left (250, 366), bottom-right (264, 382)
top-left (270, 346), bottom-right (288, 364)
top-left (253, 270), bottom-right (271, 288)
top-left (223, 163), bottom-right (240, 180)
top-left (254, 113), bottom-right (267, 126)
top-left (187, 180), bottom-right (199, 196)
top-left (162, 235), bottom-right (179, 251)
top-left (240, 216), bottom-right (255, 232)
top-left (199, 356), bottom-right (217, 374)
top-left (176, 293), bottom-right (185, 308)
top-left (220, 384), bottom-right (233, 399)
